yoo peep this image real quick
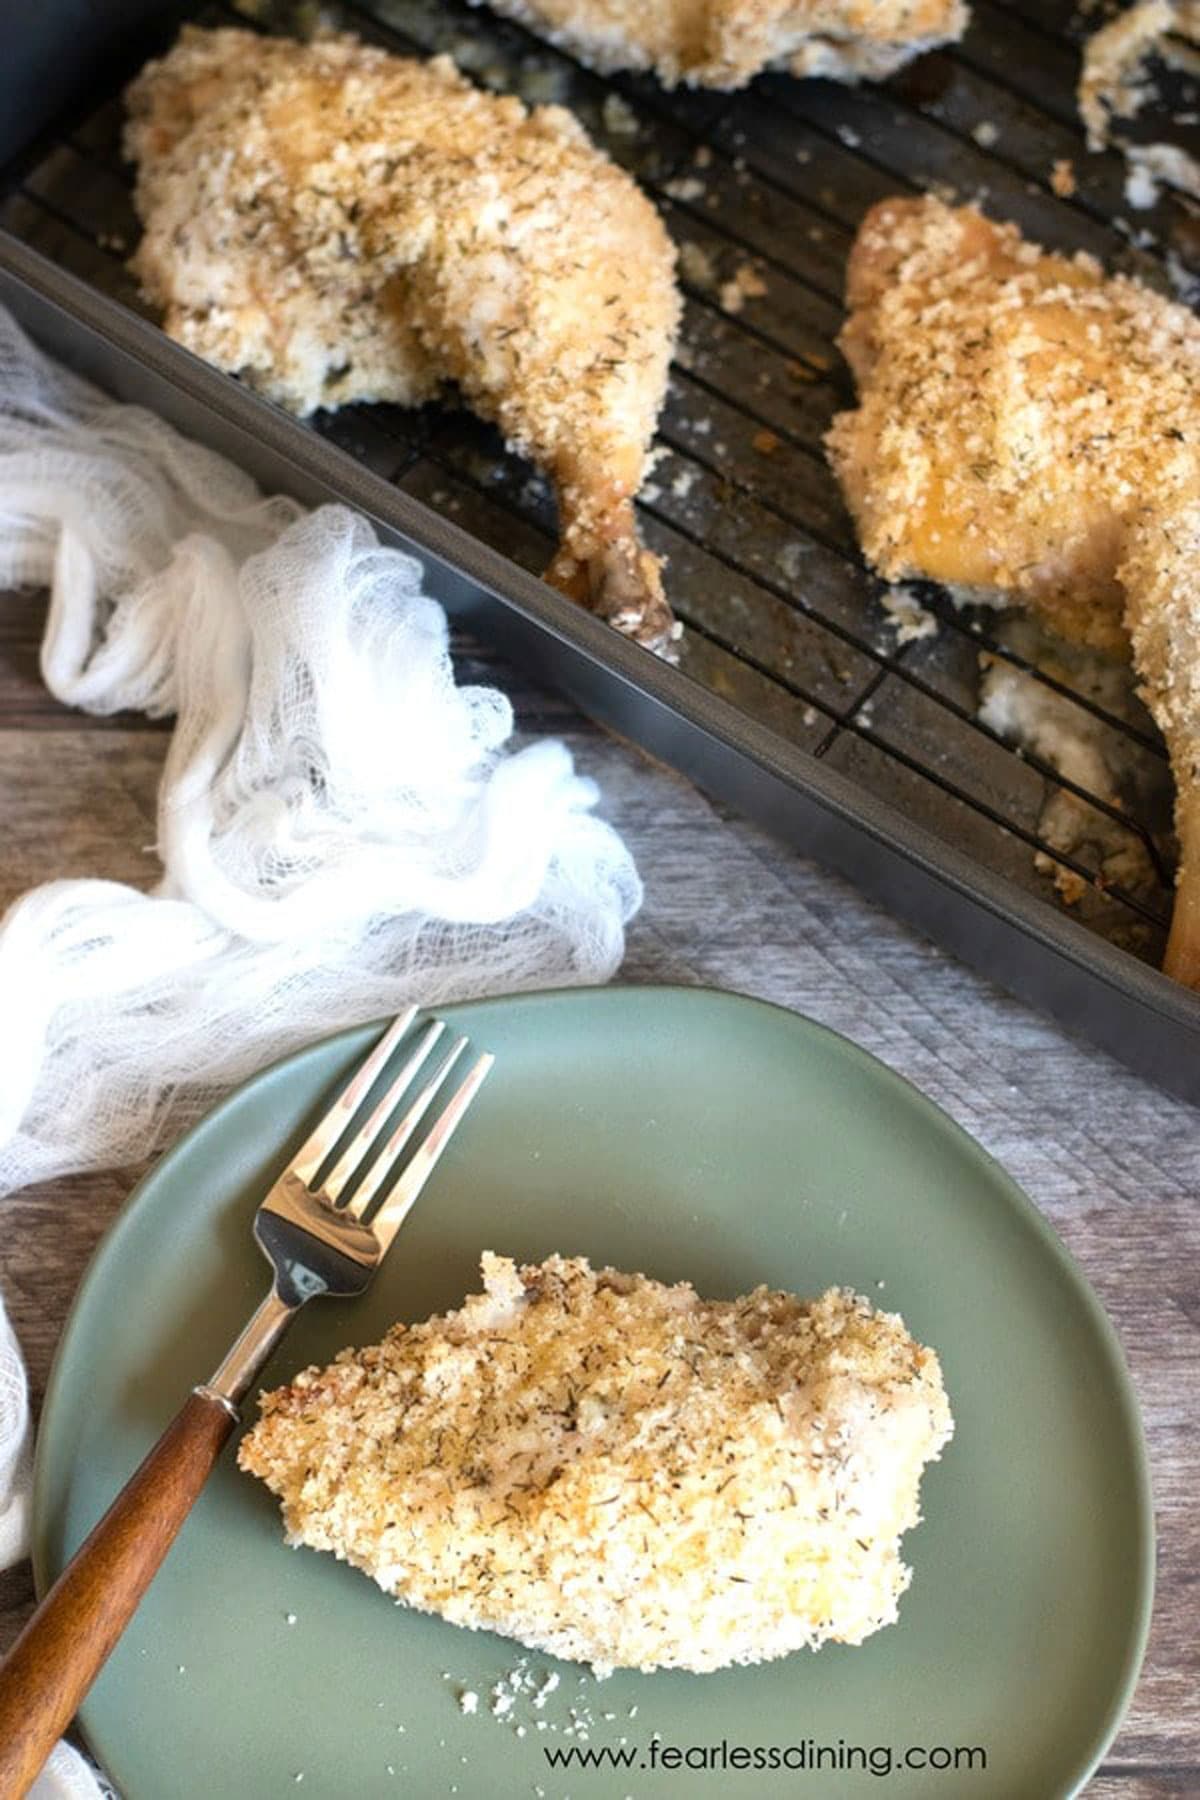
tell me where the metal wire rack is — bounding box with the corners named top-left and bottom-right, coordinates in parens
top-left (1, 0), bottom-right (1190, 966)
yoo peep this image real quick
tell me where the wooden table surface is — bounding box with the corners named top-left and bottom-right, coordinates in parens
top-left (0, 589), bottom-right (1196, 1797)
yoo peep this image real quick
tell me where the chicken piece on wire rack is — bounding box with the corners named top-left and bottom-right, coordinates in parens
top-left (124, 25), bottom-right (682, 653)
top-left (466, 0), bottom-right (968, 89)
top-left (827, 196), bottom-right (1200, 987)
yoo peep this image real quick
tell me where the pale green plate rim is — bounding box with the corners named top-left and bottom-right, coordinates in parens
top-left (31, 984), bottom-right (1155, 1795)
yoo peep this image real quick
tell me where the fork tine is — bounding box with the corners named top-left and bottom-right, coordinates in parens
top-left (320, 1019), bottom-right (446, 1205)
top-left (339, 1035), bottom-right (468, 1221)
top-left (341, 1035), bottom-right (476, 1223)
top-left (290, 1006), bottom-right (419, 1188)
top-left (365, 1051), bottom-right (495, 1250)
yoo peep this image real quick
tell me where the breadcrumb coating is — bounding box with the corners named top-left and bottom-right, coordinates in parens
top-left (826, 196), bottom-right (1200, 984)
top-left (239, 1253), bottom-right (953, 1675)
top-left (1078, 0), bottom-right (1200, 150)
top-left (1120, 502), bottom-right (1200, 979)
top-left (468, 0), bottom-right (967, 88)
top-left (1077, 0), bottom-right (1200, 206)
top-left (124, 27), bottom-right (680, 652)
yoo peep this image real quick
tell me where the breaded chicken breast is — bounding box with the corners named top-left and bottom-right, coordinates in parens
top-left (471, 0), bottom-right (968, 86)
top-left (826, 198), bottom-right (1200, 983)
top-left (124, 28), bottom-right (680, 652)
top-left (239, 1252), bottom-right (953, 1674)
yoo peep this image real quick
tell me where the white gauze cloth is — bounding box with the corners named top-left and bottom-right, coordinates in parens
top-left (0, 306), bottom-right (641, 1797)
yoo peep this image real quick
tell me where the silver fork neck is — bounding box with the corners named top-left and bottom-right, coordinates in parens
top-left (202, 1288), bottom-right (296, 1411)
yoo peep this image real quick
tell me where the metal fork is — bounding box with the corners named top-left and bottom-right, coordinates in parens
top-left (0, 1009), bottom-right (493, 1797)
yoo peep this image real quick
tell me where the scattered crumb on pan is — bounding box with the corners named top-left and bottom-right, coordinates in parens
top-left (879, 585), bottom-right (939, 646)
top-left (778, 541), bottom-right (815, 582)
top-left (977, 616), bottom-right (1171, 938)
top-left (1125, 140), bottom-right (1200, 207)
top-left (1051, 157), bottom-right (1077, 196)
top-left (719, 263), bottom-right (768, 314)
top-left (678, 240), bottom-right (717, 288)
top-left (663, 175), bottom-right (706, 202)
top-left (676, 244), bottom-right (767, 316)
top-left (601, 93), bottom-right (639, 137)
top-left (1078, 0), bottom-right (1200, 204)
top-left (1079, 0), bottom-right (1178, 147)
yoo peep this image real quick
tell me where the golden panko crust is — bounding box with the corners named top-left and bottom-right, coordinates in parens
top-left (239, 1253), bottom-right (953, 1674)
top-left (124, 27), bottom-right (681, 651)
top-left (826, 195), bottom-right (1200, 985)
top-left (468, 0), bottom-right (968, 89)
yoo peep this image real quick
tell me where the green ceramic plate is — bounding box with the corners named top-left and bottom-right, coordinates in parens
top-left (34, 987), bottom-right (1152, 1799)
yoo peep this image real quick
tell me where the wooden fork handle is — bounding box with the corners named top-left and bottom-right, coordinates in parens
top-left (0, 1388), bottom-right (236, 1796)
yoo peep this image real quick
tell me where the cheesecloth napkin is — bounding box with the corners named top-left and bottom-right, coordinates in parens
top-left (0, 305), bottom-right (641, 1796)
